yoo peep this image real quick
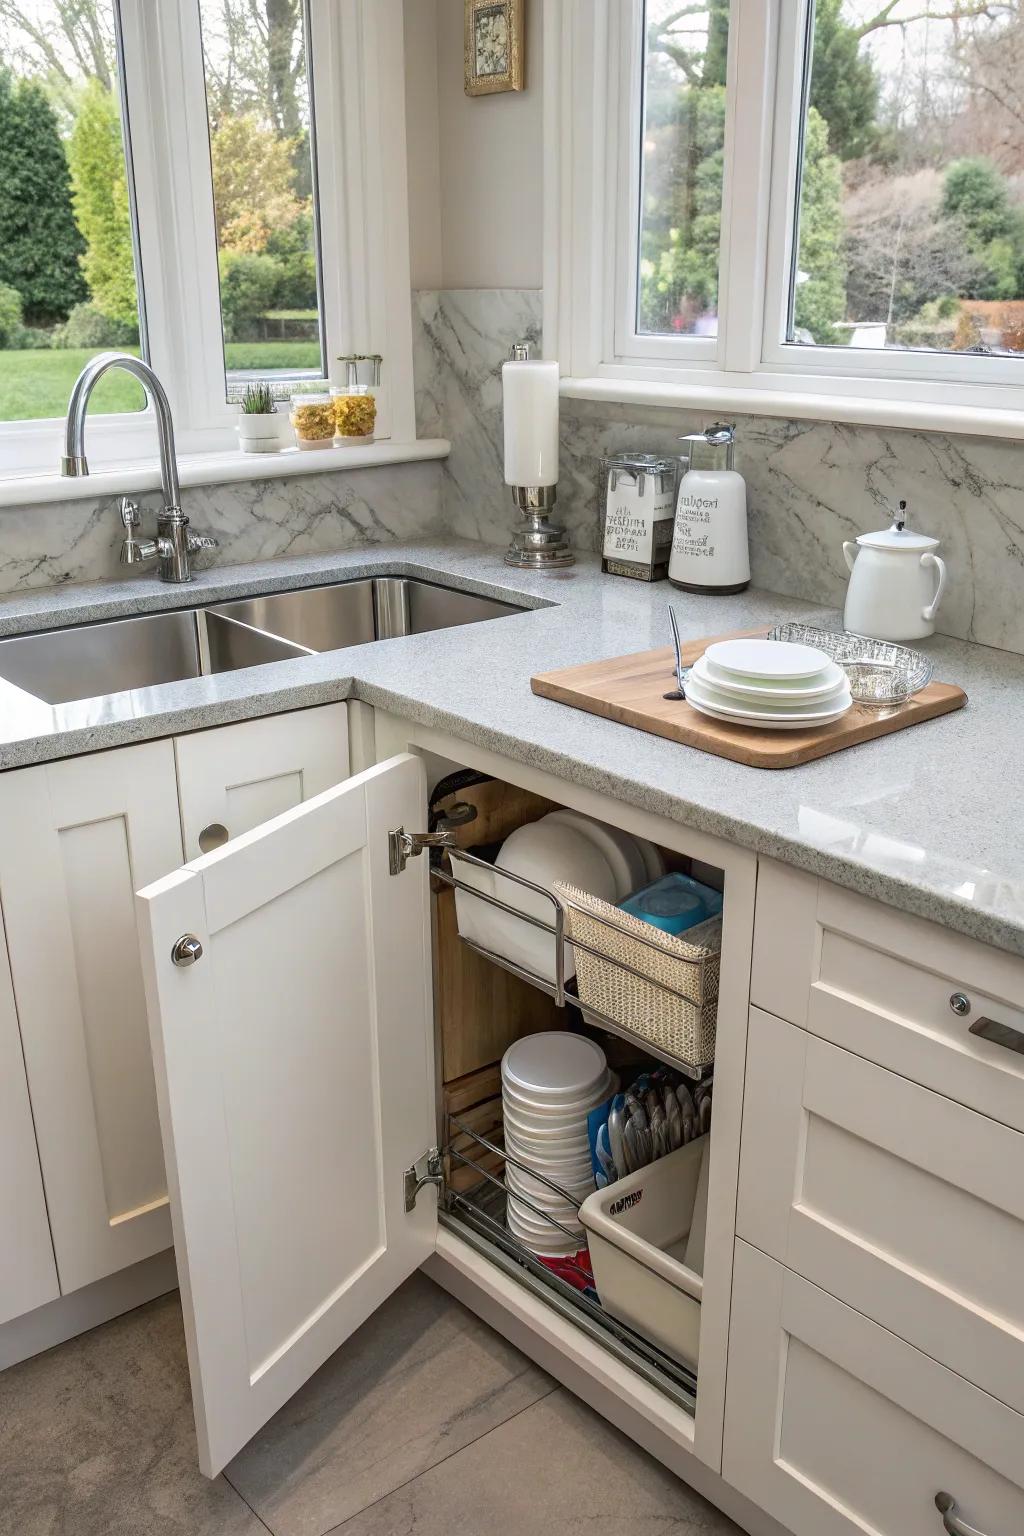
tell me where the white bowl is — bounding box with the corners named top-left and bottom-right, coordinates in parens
top-left (503, 1032), bottom-right (609, 1101)
top-left (704, 637), bottom-right (832, 682)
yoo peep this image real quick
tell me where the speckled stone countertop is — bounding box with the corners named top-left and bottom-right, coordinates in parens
top-left (0, 537), bottom-right (1019, 955)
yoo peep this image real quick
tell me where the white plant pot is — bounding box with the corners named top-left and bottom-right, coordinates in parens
top-left (236, 412), bottom-right (288, 453)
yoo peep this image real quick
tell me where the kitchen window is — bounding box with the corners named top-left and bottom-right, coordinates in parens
top-left (0, 0), bottom-right (416, 479)
top-left (548, 0), bottom-right (1024, 435)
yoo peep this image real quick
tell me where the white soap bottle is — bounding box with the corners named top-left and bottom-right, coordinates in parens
top-left (668, 423), bottom-right (750, 595)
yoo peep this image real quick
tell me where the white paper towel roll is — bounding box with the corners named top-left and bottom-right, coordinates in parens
top-left (502, 359), bottom-right (559, 488)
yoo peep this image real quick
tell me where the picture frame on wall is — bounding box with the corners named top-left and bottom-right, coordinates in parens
top-left (464, 0), bottom-right (525, 96)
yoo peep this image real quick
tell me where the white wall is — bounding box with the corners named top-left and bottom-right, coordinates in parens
top-left (404, 0), bottom-right (544, 289)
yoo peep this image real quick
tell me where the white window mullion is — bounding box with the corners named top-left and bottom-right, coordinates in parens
top-left (718, 0), bottom-right (780, 375)
top-left (760, 0), bottom-right (813, 371)
top-left (122, 0), bottom-right (236, 454)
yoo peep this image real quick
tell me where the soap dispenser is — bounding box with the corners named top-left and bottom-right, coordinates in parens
top-left (668, 423), bottom-right (750, 594)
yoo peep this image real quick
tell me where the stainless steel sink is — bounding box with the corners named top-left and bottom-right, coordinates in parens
top-left (0, 609), bottom-right (307, 706)
top-left (208, 576), bottom-right (524, 651)
top-left (0, 576), bottom-right (526, 706)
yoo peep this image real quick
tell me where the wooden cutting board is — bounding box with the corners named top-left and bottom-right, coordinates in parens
top-left (531, 630), bottom-right (967, 769)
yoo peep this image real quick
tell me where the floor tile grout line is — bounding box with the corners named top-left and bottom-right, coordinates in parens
top-left (317, 1382), bottom-right (562, 1536)
top-left (222, 1468), bottom-right (279, 1534)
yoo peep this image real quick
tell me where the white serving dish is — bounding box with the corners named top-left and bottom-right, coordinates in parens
top-left (704, 636), bottom-right (832, 682)
top-left (579, 1138), bottom-right (709, 1369)
top-left (694, 654), bottom-right (846, 702)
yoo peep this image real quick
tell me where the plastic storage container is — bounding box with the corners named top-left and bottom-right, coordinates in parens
top-left (619, 872), bottom-right (723, 936)
top-left (579, 1136), bottom-right (709, 1368)
top-left (289, 392), bottom-right (336, 450)
top-left (331, 384), bottom-right (376, 444)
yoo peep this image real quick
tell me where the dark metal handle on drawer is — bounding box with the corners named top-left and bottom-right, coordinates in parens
top-left (935, 1492), bottom-right (992, 1536)
top-left (950, 994), bottom-right (1024, 1056)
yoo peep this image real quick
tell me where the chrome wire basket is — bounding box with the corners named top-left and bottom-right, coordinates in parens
top-left (767, 623), bottom-right (933, 708)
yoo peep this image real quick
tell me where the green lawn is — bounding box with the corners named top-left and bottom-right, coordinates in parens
top-left (0, 342), bottom-right (323, 421)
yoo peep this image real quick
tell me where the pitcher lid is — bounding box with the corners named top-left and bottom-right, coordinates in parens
top-left (857, 500), bottom-right (939, 552)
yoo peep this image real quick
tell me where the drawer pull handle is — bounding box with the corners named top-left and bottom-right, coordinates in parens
top-left (935, 1492), bottom-right (991, 1536)
top-left (949, 994), bottom-right (1024, 1056)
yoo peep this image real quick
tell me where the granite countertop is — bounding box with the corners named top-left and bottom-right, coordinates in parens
top-left (0, 537), bottom-right (1019, 956)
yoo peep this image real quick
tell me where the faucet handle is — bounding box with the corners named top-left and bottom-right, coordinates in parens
top-left (186, 530), bottom-right (218, 554)
top-left (119, 496), bottom-right (140, 530)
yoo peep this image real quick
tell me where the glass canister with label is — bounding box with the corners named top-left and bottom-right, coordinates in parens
top-left (600, 453), bottom-right (678, 581)
top-left (668, 424), bottom-right (749, 595)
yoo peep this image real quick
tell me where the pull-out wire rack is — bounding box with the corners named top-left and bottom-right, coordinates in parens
top-left (431, 846), bottom-right (715, 1081)
top-left (441, 1114), bottom-right (698, 1413)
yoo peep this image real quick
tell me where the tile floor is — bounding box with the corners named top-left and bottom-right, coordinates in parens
top-left (0, 1273), bottom-right (744, 1536)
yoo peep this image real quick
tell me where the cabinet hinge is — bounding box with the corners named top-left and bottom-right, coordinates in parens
top-left (404, 1146), bottom-right (443, 1211)
top-left (388, 826), bottom-right (454, 876)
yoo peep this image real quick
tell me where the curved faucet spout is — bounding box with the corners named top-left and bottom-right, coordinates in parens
top-left (61, 351), bottom-right (182, 512)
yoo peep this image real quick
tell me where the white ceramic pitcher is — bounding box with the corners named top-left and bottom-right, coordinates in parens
top-left (842, 506), bottom-right (947, 642)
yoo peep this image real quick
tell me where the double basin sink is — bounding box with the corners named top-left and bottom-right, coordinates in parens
top-left (0, 576), bottom-right (526, 706)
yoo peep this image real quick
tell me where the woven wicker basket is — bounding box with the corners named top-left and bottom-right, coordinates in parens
top-left (554, 881), bottom-right (721, 1070)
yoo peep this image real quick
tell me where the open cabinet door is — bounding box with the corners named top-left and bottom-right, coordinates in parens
top-left (136, 753), bottom-right (436, 1477)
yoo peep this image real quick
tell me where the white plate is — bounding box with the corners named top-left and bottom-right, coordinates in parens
top-left (686, 686), bottom-right (852, 730)
top-left (704, 637), bottom-right (832, 682)
top-left (503, 1031), bottom-right (608, 1100)
top-left (695, 654), bottom-right (846, 702)
top-left (686, 669), bottom-right (850, 718)
top-left (543, 810), bottom-right (646, 899)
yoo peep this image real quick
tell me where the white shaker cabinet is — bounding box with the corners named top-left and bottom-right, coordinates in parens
top-left (174, 704), bottom-right (349, 858)
top-left (0, 901), bottom-right (58, 1325)
top-left (138, 753), bottom-right (435, 1476)
top-left (724, 1241), bottom-right (1024, 1536)
top-left (0, 742), bottom-right (184, 1294)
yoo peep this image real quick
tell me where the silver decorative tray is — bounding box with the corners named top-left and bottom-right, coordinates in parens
top-left (767, 623), bottom-right (933, 708)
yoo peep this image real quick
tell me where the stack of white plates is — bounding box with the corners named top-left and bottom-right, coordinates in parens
top-left (685, 638), bottom-right (852, 730)
top-left (501, 1032), bottom-right (610, 1257)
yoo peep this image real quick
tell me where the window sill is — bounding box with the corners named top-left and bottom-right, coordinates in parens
top-left (560, 375), bottom-right (1024, 442)
top-left (0, 438), bottom-right (451, 511)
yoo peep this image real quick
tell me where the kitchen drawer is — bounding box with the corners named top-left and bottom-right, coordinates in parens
top-left (739, 1007), bottom-right (1024, 1413)
top-left (751, 860), bottom-right (1024, 1134)
top-left (724, 1241), bottom-right (1024, 1536)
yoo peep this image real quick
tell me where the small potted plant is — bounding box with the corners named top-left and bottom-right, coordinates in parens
top-left (236, 383), bottom-right (286, 453)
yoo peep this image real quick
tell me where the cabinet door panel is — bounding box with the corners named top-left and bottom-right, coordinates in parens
top-left (724, 1242), bottom-right (1024, 1536)
top-left (137, 753), bottom-right (435, 1478)
top-left (174, 705), bottom-right (349, 859)
top-left (0, 743), bottom-right (183, 1294)
top-left (0, 902), bottom-right (58, 1324)
top-left (739, 1007), bottom-right (1024, 1413)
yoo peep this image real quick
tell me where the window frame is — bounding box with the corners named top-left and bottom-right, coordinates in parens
top-left (545, 0), bottom-right (1024, 436)
top-left (0, 0), bottom-right (417, 480)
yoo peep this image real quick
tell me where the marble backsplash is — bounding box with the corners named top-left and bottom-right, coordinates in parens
top-left (412, 287), bottom-right (1024, 655)
top-left (0, 460), bottom-right (444, 597)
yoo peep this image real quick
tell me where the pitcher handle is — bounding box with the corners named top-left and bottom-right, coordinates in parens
top-left (842, 540), bottom-right (858, 574)
top-left (921, 553), bottom-right (947, 621)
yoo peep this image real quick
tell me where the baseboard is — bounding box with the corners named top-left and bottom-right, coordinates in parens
top-left (0, 1249), bottom-right (179, 1371)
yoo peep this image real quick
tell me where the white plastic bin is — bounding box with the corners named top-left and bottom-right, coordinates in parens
top-left (578, 1137), bottom-right (709, 1369)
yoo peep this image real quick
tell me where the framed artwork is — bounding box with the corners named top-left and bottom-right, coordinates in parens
top-left (464, 0), bottom-right (525, 97)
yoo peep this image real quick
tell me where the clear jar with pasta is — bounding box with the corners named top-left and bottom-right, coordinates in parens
top-left (331, 384), bottom-right (376, 444)
top-left (289, 392), bottom-right (336, 450)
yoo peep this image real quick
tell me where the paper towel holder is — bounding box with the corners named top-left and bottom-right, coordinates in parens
top-left (503, 340), bottom-right (574, 570)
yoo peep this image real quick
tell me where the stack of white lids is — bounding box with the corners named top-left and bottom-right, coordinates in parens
top-left (685, 638), bottom-right (852, 730)
top-left (501, 1032), bottom-right (610, 1257)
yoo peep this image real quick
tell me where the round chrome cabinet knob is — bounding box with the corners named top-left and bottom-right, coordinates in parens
top-left (949, 991), bottom-right (971, 1017)
top-left (171, 934), bottom-right (204, 967)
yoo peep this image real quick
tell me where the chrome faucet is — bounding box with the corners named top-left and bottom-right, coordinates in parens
top-left (61, 352), bottom-right (217, 583)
